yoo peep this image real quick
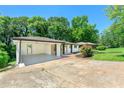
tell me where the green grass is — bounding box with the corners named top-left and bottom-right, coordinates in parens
top-left (104, 48), bottom-right (124, 53)
top-left (0, 61), bottom-right (16, 72)
top-left (8, 61), bottom-right (16, 65)
top-left (92, 48), bottom-right (124, 61)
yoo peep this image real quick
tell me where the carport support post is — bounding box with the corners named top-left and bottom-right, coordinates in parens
top-left (16, 40), bottom-right (25, 67)
top-left (56, 43), bottom-right (61, 57)
top-left (16, 40), bottom-right (21, 65)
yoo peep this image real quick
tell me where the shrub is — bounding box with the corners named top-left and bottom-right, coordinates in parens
top-left (0, 50), bottom-right (10, 68)
top-left (96, 45), bottom-right (106, 50)
top-left (80, 47), bottom-right (93, 57)
top-left (8, 45), bottom-right (16, 61)
top-left (0, 42), bottom-right (6, 51)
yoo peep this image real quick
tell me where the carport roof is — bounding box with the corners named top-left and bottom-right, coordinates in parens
top-left (77, 42), bottom-right (97, 45)
top-left (13, 37), bottom-right (74, 44)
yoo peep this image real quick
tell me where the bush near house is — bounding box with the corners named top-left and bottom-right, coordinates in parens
top-left (80, 47), bottom-right (93, 57)
top-left (0, 50), bottom-right (10, 68)
top-left (96, 45), bottom-right (106, 51)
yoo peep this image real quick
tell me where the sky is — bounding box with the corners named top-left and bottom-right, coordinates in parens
top-left (0, 5), bottom-right (112, 33)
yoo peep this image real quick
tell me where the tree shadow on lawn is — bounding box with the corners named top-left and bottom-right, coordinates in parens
top-left (116, 54), bottom-right (124, 57)
top-left (94, 50), bottom-right (122, 54)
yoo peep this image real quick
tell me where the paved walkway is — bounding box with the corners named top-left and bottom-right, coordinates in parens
top-left (0, 54), bottom-right (124, 88)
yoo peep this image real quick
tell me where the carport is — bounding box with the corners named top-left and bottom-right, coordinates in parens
top-left (22, 54), bottom-right (60, 66)
top-left (13, 37), bottom-right (65, 66)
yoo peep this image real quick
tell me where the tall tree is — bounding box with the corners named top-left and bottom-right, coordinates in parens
top-left (71, 16), bottom-right (98, 42)
top-left (28, 16), bottom-right (48, 37)
top-left (0, 16), bottom-right (11, 45)
top-left (47, 17), bottom-right (70, 41)
top-left (101, 5), bottom-right (124, 47)
top-left (11, 16), bottom-right (30, 36)
top-left (0, 16), bottom-right (16, 59)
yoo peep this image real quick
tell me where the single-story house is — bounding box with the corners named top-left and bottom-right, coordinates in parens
top-left (13, 37), bottom-right (79, 67)
top-left (77, 42), bottom-right (97, 49)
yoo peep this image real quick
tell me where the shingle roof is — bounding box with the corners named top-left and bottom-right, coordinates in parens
top-left (13, 37), bottom-right (74, 44)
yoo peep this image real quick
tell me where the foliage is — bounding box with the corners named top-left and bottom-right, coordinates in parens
top-left (96, 45), bottom-right (106, 50)
top-left (101, 5), bottom-right (124, 48)
top-left (0, 50), bottom-right (10, 68)
top-left (11, 16), bottom-right (30, 36)
top-left (0, 61), bottom-right (16, 72)
top-left (71, 16), bottom-right (98, 43)
top-left (28, 16), bottom-right (48, 37)
top-left (0, 42), bottom-right (6, 51)
top-left (47, 17), bottom-right (70, 41)
top-left (80, 47), bottom-right (93, 57)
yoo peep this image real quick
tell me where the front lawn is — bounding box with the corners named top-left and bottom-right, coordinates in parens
top-left (92, 48), bottom-right (124, 61)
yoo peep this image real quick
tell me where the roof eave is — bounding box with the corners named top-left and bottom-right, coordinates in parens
top-left (13, 38), bottom-right (65, 43)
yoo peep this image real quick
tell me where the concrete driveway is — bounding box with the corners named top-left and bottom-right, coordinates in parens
top-left (0, 54), bottom-right (124, 88)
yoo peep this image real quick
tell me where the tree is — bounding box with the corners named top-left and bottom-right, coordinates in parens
top-left (9, 16), bottom-right (30, 37)
top-left (71, 16), bottom-right (98, 43)
top-left (11, 16), bottom-right (30, 36)
top-left (0, 16), bottom-right (12, 45)
top-left (101, 5), bottom-right (124, 48)
top-left (0, 16), bottom-right (15, 60)
top-left (47, 17), bottom-right (70, 41)
top-left (28, 16), bottom-right (48, 37)
top-left (100, 29), bottom-right (120, 48)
